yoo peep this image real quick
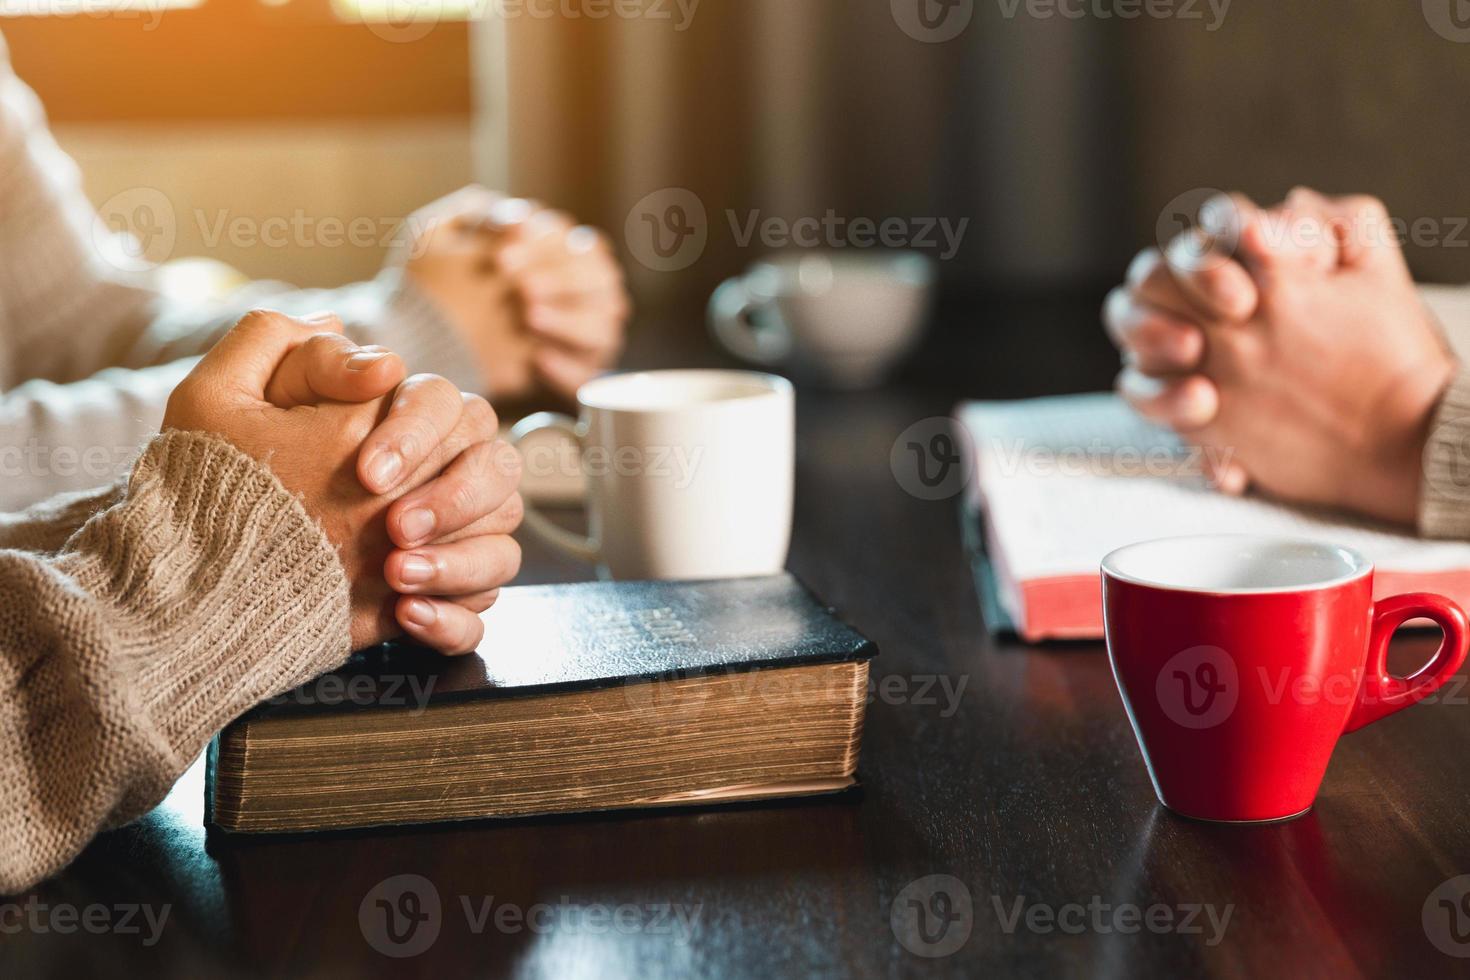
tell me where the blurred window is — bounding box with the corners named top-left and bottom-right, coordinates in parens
top-left (0, 0), bottom-right (471, 122)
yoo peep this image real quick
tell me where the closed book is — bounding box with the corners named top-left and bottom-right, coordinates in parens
top-left (206, 573), bottom-right (875, 833)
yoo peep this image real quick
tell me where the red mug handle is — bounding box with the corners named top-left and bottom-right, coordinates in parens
top-left (1344, 593), bottom-right (1470, 733)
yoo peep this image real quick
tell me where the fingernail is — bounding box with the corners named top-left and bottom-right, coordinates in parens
top-left (346, 351), bottom-right (391, 371)
top-left (1119, 370), bottom-right (1163, 401)
top-left (566, 226), bottom-right (598, 254)
top-left (1198, 196), bottom-right (1232, 236)
top-left (488, 197), bottom-right (533, 226)
top-left (403, 598), bottom-right (437, 627)
top-left (302, 310), bottom-right (337, 324)
top-left (399, 554), bottom-right (435, 585)
top-left (399, 507), bottom-right (436, 542)
top-left (1166, 232), bottom-right (1216, 272)
top-left (1174, 385), bottom-right (1216, 428)
top-left (367, 450), bottom-right (403, 490)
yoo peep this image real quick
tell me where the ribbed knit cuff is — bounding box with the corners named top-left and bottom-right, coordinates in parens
top-left (64, 430), bottom-right (352, 765)
top-left (1420, 367), bottom-right (1470, 538)
top-left (371, 268), bottom-right (489, 395)
top-left (1421, 284), bottom-right (1470, 354)
top-left (0, 481), bottom-right (125, 553)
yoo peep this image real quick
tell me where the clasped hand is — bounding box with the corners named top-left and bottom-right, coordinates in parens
top-left (164, 309), bottom-right (524, 653)
top-left (395, 187), bottom-right (630, 403)
top-left (1104, 187), bottom-right (1458, 526)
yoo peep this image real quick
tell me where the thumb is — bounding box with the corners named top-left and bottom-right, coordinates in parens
top-left (193, 309), bottom-right (346, 401)
top-left (264, 332), bottom-right (406, 407)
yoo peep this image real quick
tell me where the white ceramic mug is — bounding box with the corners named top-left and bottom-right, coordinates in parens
top-left (708, 251), bottom-right (935, 389)
top-left (508, 370), bottom-right (794, 580)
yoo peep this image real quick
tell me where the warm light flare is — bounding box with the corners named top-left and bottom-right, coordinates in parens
top-left (330, 0), bottom-right (475, 22)
top-left (0, 0), bottom-right (201, 15)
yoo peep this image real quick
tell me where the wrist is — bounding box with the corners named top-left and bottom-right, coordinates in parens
top-left (1346, 350), bottom-right (1457, 525)
top-left (66, 431), bottom-right (352, 756)
top-left (376, 269), bottom-right (493, 395)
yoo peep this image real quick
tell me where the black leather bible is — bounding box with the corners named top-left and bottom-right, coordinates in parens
top-left (206, 574), bottom-right (875, 833)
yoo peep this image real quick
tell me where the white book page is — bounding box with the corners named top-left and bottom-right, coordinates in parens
top-left (957, 394), bottom-right (1470, 584)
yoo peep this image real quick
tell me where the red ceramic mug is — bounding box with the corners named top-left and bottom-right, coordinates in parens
top-left (1102, 534), bottom-right (1470, 823)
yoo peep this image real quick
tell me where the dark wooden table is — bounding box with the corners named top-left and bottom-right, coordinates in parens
top-left (8, 298), bottom-right (1470, 978)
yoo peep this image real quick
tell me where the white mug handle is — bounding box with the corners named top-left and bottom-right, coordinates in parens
top-left (708, 276), bottom-right (792, 365)
top-left (508, 412), bottom-right (600, 564)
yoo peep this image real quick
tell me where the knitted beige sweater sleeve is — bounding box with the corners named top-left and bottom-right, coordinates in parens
top-left (1419, 285), bottom-right (1470, 538)
top-left (0, 31), bottom-right (482, 513)
top-left (0, 428), bottom-right (352, 893)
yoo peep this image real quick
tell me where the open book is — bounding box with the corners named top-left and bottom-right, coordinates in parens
top-left (957, 393), bottom-right (1470, 641)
